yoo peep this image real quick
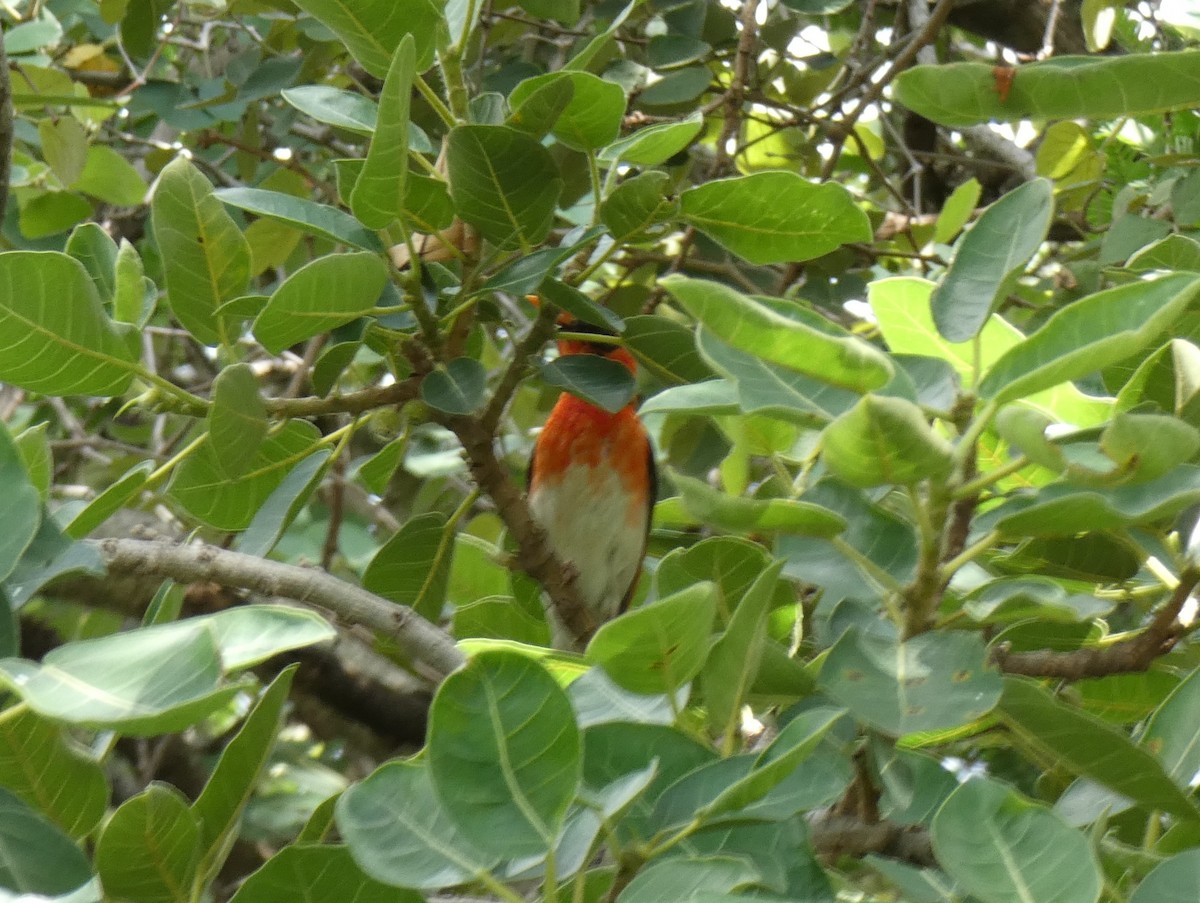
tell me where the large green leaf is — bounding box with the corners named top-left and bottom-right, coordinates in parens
top-left (598, 112), bottom-right (704, 165)
top-left (601, 171), bottom-right (678, 241)
top-left (0, 787), bottom-right (92, 896)
top-left (869, 277), bottom-right (1112, 426)
top-left (446, 125), bottom-right (563, 250)
top-left (932, 778), bottom-right (1101, 903)
top-left (896, 51), bottom-right (1200, 128)
top-left (428, 650), bottom-right (581, 857)
top-left (337, 760), bottom-right (498, 889)
top-left (4, 515), bottom-right (105, 608)
top-left (65, 222), bottom-right (118, 303)
top-left (0, 251), bottom-right (138, 397)
top-left (999, 678), bottom-right (1200, 820)
top-left (193, 669), bottom-right (295, 871)
top-left (169, 420), bottom-right (323, 531)
top-left (0, 621), bottom-right (242, 734)
top-left (509, 71), bottom-right (625, 150)
top-left (362, 512), bottom-right (454, 621)
top-left (252, 253), bottom-right (389, 354)
top-left (420, 358), bottom-right (488, 415)
top-left (988, 465), bottom-right (1200, 537)
top-left (540, 354), bottom-right (636, 414)
top-left (0, 705), bottom-right (109, 838)
top-left (290, 0), bottom-right (443, 75)
top-left (820, 394), bottom-right (953, 487)
top-left (932, 179), bottom-right (1054, 342)
top-left (280, 85), bottom-right (378, 134)
top-left (1130, 851), bottom-right (1200, 903)
top-left (664, 276), bottom-right (892, 392)
top-left (0, 426), bottom-right (40, 584)
top-left (207, 363), bottom-right (267, 480)
top-left (202, 605), bottom-right (335, 671)
top-left (617, 856), bottom-right (767, 902)
top-left (351, 35), bottom-right (414, 229)
top-left (214, 187), bottom-right (384, 251)
top-left (233, 450), bottom-right (332, 558)
top-left (587, 582), bottom-right (718, 695)
top-left (151, 157), bottom-right (251, 346)
top-left (1140, 665), bottom-right (1200, 790)
top-left (702, 562), bottom-right (785, 738)
top-left (679, 172), bottom-right (871, 264)
top-left (669, 471), bottom-right (846, 536)
top-left (978, 274), bottom-right (1200, 404)
top-left (229, 845), bottom-right (415, 903)
top-left (94, 783), bottom-right (201, 903)
top-left (819, 628), bottom-right (1002, 736)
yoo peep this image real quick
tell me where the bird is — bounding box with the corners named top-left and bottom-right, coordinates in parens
top-left (527, 316), bottom-right (656, 650)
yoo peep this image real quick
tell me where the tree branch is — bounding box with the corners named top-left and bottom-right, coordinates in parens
top-left (994, 568), bottom-right (1200, 679)
top-left (87, 537), bottom-right (465, 678)
top-left (265, 377), bottom-right (421, 418)
top-left (402, 340), bottom-right (597, 648)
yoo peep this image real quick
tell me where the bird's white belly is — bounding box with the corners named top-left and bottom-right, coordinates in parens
top-left (528, 462), bottom-right (647, 642)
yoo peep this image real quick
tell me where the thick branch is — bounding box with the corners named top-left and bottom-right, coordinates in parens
top-left (88, 537), bottom-right (465, 678)
top-left (479, 302), bottom-right (557, 436)
top-left (994, 568), bottom-right (1200, 679)
top-left (809, 813), bottom-right (934, 866)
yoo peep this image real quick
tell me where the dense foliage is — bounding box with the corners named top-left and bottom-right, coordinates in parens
top-left (5, 0), bottom-right (1200, 901)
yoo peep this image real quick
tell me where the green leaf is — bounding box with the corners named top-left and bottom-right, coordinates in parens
top-left (979, 274), bottom-right (1200, 403)
top-left (1127, 234), bottom-right (1200, 273)
top-left (931, 778), bottom-right (1102, 903)
top-left (281, 85), bottom-right (378, 134)
top-left (670, 470), bottom-right (846, 536)
top-left (95, 783), bottom-right (201, 903)
top-left (932, 179), bottom-right (1054, 342)
top-left (869, 276), bottom-right (1112, 426)
top-left (601, 171), bottom-right (678, 241)
top-left (362, 512), bottom-right (455, 620)
top-left (428, 650), bottom-right (581, 857)
top-left (13, 423), bottom-right (50, 502)
top-left (598, 112), bottom-right (704, 165)
top-left (509, 71), bottom-right (625, 150)
top-left (896, 51), bottom-right (1200, 128)
top-left (1141, 665), bottom-right (1200, 789)
top-left (151, 157), bottom-right (251, 346)
top-left (1131, 851), bottom-right (1200, 903)
top-left (207, 364), bottom-right (267, 480)
top-left (703, 561), bottom-right (785, 737)
top-left (962, 577), bottom-right (1113, 624)
top-left (196, 605), bottom-right (332, 671)
top-left (337, 760), bottom-right (498, 889)
top-left (0, 251), bottom-right (139, 396)
top-left (114, 239), bottom-right (155, 328)
top-left (0, 425), bottom-right (40, 584)
top-left (1099, 413), bottom-right (1200, 483)
top-left (39, 116), bottom-right (87, 186)
top-left (0, 787), bottom-right (92, 896)
top-left (214, 187), bottom-right (384, 251)
top-left (420, 357), bottom-right (488, 415)
top-left (999, 678), bottom-right (1200, 820)
top-left (446, 124), bottom-right (563, 250)
top-left (0, 621), bottom-right (241, 734)
top-left (351, 35), bottom-right (415, 229)
top-left (75, 144), bottom-right (148, 206)
top-left (290, 0), bottom-right (442, 75)
top-left (229, 845), bottom-right (414, 903)
top-left (933, 177), bottom-right (981, 244)
top-left (679, 172), bottom-right (871, 264)
top-left (821, 394), bottom-right (954, 487)
top-left (193, 668), bottom-right (296, 868)
top-left (64, 461), bottom-right (153, 539)
top-left (587, 581), bottom-right (717, 695)
top-left (19, 190), bottom-right (91, 238)
top-left (638, 380), bottom-right (739, 417)
top-left (819, 628), bottom-right (1002, 736)
top-left (252, 252), bottom-right (388, 354)
top-left (169, 420), bottom-right (322, 531)
top-left (65, 222), bottom-right (118, 303)
top-left (538, 277), bottom-right (624, 332)
top-left (505, 75), bottom-right (574, 138)
top-left (989, 465), bottom-right (1200, 537)
top-left (234, 450), bottom-right (332, 558)
top-left (0, 705), bottom-right (109, 838)
top-left (540, 354), bottom-right (636, 414)
top-left (4, 516), bottom-right (105, 608)
top-left (664, 276), bottom-right (893, 392)
top-left (617, 856), bottom-right (766, 903)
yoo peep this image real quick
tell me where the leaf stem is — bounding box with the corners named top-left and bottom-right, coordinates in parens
top-left (415, 74), bottom-right (458, 128)
top-left (939, 529), bottom-right (1001, 580)
top-left (954, 454), bottom-right (1030, 499)
top-left (144, 432), bottom-right (209, 489)
top-left (829, 536), bottom-right (905, 604)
